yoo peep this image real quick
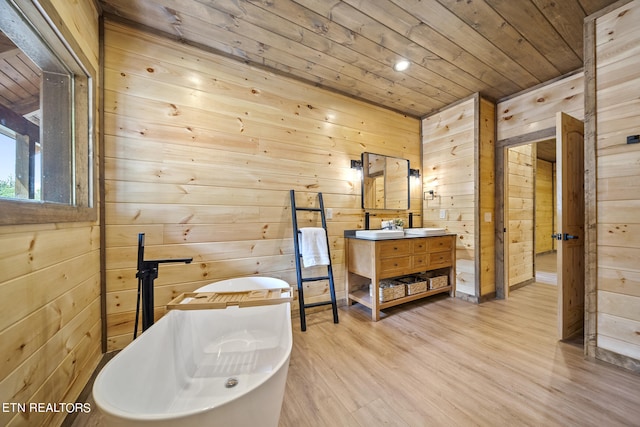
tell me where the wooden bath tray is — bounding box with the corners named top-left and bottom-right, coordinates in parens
top-left (166, 287), bottom-right (292, 310)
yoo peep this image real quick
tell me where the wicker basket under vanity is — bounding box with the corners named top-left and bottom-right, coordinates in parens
top-left (370, 279), bottom-right (405, 302)
top-left (417, 272), bottom-right (448, 290)
top-left (429, 275), bottom-right (448, 290)
top-left (396, 276), bottom-right (427, 295)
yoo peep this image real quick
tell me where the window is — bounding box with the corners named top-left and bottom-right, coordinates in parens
top-left (0, 0), bottom-right (94, 224)
top-left (0, 123), bottom-right (41, 199)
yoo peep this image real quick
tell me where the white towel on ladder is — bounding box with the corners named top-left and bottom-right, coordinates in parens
top-left (299, 227), bottom-right (330, 267)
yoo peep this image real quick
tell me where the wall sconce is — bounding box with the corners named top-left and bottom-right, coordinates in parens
top-left (409, 168), bottom-right (420, 178)
top-left (351, 159), bottom-right (363, 180)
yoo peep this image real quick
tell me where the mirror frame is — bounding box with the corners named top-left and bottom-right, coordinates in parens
top-left (360, 152), bottom-right (410, 210)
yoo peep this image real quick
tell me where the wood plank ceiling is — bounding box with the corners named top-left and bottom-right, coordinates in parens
top-left (0, 31), bottom-right (41, 117)
top-left (101, 0), bottom-right (619, 117)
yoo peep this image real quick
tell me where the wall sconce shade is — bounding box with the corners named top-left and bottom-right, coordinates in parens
top-left (409, 168), bottom-right (420, 178)
top-left (351, 159), bottom-right (363, 170)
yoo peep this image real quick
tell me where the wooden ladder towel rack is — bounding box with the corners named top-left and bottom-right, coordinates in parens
top-left (290, 190), bottom-right (339, 331)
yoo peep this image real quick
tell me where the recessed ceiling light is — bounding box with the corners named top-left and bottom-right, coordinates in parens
top-left (393, 59), bottom-right (410, 72)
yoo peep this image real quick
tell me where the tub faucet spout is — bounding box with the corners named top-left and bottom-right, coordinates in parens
top-left (135, 233), bottom-right (193, 338)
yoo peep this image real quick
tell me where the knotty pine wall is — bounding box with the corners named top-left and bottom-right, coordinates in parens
top-left (592, 0), bottom-right (640, 365)
top-left (497, 72), bottom-right (584, 142)
top-left (479, 98), bottom-right (496, 299)
top-left (535, 159), bottom-right (555, 254)
top-left (507, 145), bottom-right (535, 287)
top-left (421, 95), bottom-right (495, 300)
top-left (0, 1), bottom-right (101, 426)
top-left (103, 21), bottom-right (421, 351)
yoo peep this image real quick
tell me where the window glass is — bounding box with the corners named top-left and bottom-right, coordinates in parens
top-left (0, 124), bottom-right (41, 199)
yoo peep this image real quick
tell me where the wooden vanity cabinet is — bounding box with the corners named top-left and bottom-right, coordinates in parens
top-left (345, 235), bottom-right (456, 321)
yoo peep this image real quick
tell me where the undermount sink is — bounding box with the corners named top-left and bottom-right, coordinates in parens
top-left (404, 227), bottom-right (447, 236)
top-left (355, 229), bottom-right (405, 240)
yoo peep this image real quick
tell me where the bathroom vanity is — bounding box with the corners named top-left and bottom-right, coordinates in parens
top-left (345, 233), bottom-right (456, 321)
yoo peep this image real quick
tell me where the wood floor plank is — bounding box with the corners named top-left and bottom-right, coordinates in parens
top-left (352, 398), bottom-right (410, 427)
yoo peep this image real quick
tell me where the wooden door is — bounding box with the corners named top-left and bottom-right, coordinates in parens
top-left (556, 112), bottom-right (585, 340)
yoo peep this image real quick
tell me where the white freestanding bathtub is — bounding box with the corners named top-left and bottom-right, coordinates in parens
top-left (93, 277), bottom-right (292, 427)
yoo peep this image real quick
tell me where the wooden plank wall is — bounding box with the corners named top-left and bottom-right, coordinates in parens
top-left (536, 159), bottom-right (555, 254)
top-left (0, 1), bottom-right (101, 426)
top-left (594, 0), bottom-right (640, 362)
top-left (421, 95), bottom-right (495, 299)
top-left (103, 21), bottom-right (421, 351)
top-left (422, 98), bottom-right (476, 296)
top-left (478, 98), bottom-right (496, 298)
top-left (507, 145), bottom-right (535, 287)
top-left (497, 72), bottom-right (584, 142)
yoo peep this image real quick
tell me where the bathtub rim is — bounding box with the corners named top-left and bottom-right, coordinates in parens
top-left (92, 276), bottom-right (293, 423)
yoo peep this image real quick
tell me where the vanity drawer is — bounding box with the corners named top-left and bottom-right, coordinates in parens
top-left (429, 251), bottom-right (452, 268)
top-left (379, 256), bottom-right (411, 275)
top-left (412, 254), bottom-right (428, 270)
top-left (379, 240), bottom-right (411, 258)
top-left (429, 236), bottom-right (453, 252)
top-left (411, 239), bottom-right (428, 253)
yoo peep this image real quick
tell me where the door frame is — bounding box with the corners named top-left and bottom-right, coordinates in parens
top-left (495, 127), bottom-right (555, 300)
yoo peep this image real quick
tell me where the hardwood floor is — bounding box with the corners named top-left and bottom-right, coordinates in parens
top-left (281, 284), bottom-right (640, 427)
top-left (71, 283), bottom-right (640, 427)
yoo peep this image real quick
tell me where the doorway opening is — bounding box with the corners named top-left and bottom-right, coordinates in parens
top-left (497, 113), bottom-right (585, 341)
top-left (504, 139), bottom-right (558, 291)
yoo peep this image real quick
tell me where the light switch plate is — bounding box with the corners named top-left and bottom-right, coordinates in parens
top-left (326, 208), bottom-right (333, 219)
top-left (439, 209), bottom-right (446, 219)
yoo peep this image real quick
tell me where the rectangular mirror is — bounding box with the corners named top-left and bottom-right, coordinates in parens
top-left (361, 152), bottom-right (410, 210)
